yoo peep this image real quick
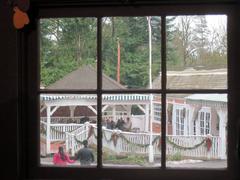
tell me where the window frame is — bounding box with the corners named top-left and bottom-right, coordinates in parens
top-left (198, 107), bottom-right (211, 135)
top-left (20, 2), bottom-right (239, 180)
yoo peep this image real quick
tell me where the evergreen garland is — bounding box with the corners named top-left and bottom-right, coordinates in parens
top-left (69, 126), bottom-right (213, 152)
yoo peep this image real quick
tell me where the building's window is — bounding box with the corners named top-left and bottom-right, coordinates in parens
top-left (193, 120), bottom-right (196, 135)
top-left (176, 108), bottom-right (184, 135)
top-left (205, 112), bottom-right (211, 134)
top-left (200, 112), bottom-right (205, 135)
top-left (154, 103), bottom-right (161, 121)
top-left (199, 109), bottom-right (211, 135)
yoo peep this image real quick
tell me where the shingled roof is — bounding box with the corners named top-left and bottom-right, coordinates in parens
top-left (47, 65), bottom-right (126, 89)
top-left (152, 68), bottom-right (227, 89)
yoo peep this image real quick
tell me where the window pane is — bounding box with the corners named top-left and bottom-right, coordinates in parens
top-left (166, 94), bottom-right (227, 169)
top-left (166, 15), bottom-right (227, 89)
top-left (102, 17), bottom-right (161, 89)
top-left (40, 94), bottom-right (97, 167)
top-left (102, 94), bottom-right (161, 167)
top-left (40, 18), bottom-right (97, 90)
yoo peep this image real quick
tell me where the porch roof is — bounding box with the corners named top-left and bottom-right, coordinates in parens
top-left (185, 94), bottom-right (227, 102)
top-left (41, 94), bottom-right (150, 106)
top-left (185, 94), bottom-right (227, 109)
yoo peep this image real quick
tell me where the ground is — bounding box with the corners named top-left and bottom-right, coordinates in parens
top-left (41, 157), bottom-right (227, 168)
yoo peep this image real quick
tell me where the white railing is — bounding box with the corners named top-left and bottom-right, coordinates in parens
top-left (65, 123), bottom-right (95, 156)
top-left (40, 121), bottom-right (83, 141)
top-left (55, 123), bottom-right (222, 159)
top-left (101, 127), bottom-right (161, 154)
top-left (49, 123), bottom-right (83, 141)
top-left (41, 116), bottom-right (97, 124)
top-left (166, 135), bottom-right (220, 159)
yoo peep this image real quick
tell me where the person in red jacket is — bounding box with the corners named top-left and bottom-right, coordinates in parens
top-left (53, 146), bottom-right (75, 165)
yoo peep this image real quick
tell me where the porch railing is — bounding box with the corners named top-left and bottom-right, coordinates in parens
top-left (41, 121), bottom-right (223, 159)
top-left (65, 124), bottom-right (222, 159)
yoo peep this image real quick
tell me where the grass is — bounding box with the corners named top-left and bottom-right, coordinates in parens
top-left (90, 144), bottom-right (148, 165)
top-left (167, 152), bottom-right (183, 161)
top-left (103, 154), bottom-right (146, 165)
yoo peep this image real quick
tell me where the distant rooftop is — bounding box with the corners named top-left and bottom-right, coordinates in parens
top-left (47, 65), bottom-right (126, 90)
top-left (152, 68), bottom-right (227, 89)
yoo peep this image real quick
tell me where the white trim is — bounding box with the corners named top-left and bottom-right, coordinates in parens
top-left (137, 105), bottom-right (146, 113)
top-left (102, 105), bottom-right (109, 112)
top-left (87, 105), bottom-right (97, 115)
top-left (50, 106), bottom-right (59, 116)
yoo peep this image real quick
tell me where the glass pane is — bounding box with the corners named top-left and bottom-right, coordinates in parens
top-left (40, 18), bottom-right (97, 90)
top-left (40, 94), bottom-right (97, 167)
top-left (102, 17), bottom-right (161, 89)
top-left (166, 94), bottom-right (227, 169)
top-left (102, 94), bottom-right (161, 167)
top-left (166, 15), bottom-right (227, 89)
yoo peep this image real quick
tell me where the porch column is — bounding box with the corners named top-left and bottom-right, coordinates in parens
top-left (126, 105), bottom-right (132, 117)
top-left (46, 106), bottom-right (51, 154)
top-left (187, 105), bottom-right (193, 135)
top-left (69, 106), bottom-right (76, 118)
top-left (218, 109), bottom-right (227, 159)
top-left (113, 105), bottom-right (116, 122)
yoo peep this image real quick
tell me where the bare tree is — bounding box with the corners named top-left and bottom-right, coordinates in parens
top-left (176, 16), bottom-right (197, 66)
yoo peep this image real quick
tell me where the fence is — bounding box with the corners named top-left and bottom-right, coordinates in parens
top-left (41, 121), bottom-right (222, 159)
top-left (65, 123), bottom-right (221, 159)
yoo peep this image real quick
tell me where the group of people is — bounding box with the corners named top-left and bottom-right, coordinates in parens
top-left (53, 140), bottom-right (94, 166)
top-left (105, 117), bottom-right (132, 132)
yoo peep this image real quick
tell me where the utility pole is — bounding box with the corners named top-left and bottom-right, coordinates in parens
top-left (147, 16), bottom-right (154, 163)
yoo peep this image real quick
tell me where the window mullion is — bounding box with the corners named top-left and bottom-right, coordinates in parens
top-left (161, 15), bottom-right (167, 169)
top-left (97, 17), bottom-right (103, 168)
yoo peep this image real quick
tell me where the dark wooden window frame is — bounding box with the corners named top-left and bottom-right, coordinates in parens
top-left (19, 2), bottom-right (240, 180)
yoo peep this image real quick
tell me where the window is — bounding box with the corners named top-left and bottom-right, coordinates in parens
top-left (22, 2), bottom-right (238, 180)
top-left (199, 108), bottom-right (211, 135)
top-left (154, 103), bottom-right (161, 121)
top-left (176, 108), bottom-right (184, 135)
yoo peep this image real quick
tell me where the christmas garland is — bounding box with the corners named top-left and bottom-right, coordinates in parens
top-left (70, 126), bottom-right (213, 152)
top-left (119, 134), bottom-right (161, 148)
top-left (74, 136), bottom-right (85, 145)
top-left (166, 137), bottom-right (212, 151)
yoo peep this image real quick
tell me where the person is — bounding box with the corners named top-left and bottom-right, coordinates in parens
top-left (75, 140), bottom-right (94, 166)
top-left (53, 146), bottom-right (75, 165)
top-left (106, 118), bottom-right (112, 129)
top-left (123, 117), bottom-right (132, 131)
top-left (115, 118), bottom-right (125, 130)
top-left (110, 119), bottom-right (116, 129)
